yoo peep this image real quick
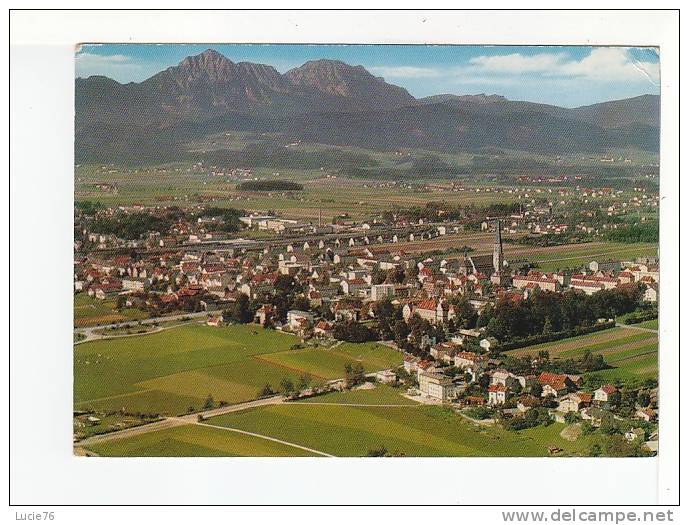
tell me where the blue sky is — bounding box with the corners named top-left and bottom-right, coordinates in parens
top-left (76, 44), bottom-right (659, 108)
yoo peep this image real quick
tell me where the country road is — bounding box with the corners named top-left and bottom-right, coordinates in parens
top-left (74, 310), bottom-right (222, 343)
top-left (75, 374), bottom-right (422, 455)
top-left (76, 395), bottom-right (285, 447)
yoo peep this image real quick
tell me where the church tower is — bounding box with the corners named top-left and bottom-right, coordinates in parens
top-left (493, 219), bottom-right (504, 275)
top-left (458, 247), bottom-right (469, 275)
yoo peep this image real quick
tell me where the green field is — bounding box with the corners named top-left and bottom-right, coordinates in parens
top-left (296, 384), bottom-right (417, 405)
top-left (207, 403), bottom-right (596, 457)
top-left (587, 353), bottom-right (659, 382)
top-left (86, 424), bottom-right (317, 457)
top-left (86, 399), bottom-right (598, 457)
top-left (258, 342), bottom-right (402, 380)
top-left (74, 293), bottom-right (148, 327)
top-left (524, 242), bottom-right (658, 272)
top-left (635, 319), bottom-right (659, 330)
top-left (74, 324), bottom-right (402, 415)
top-left (506, 326), bottom-right (658, 381)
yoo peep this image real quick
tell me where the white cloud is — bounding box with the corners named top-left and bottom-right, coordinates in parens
top-left (558, 48), bottom-right (659, 85)
top-left (469, 52), bottom-right (567, 73)
top-left (467, 48), bottom-right (659, 86)
top-left (75, 52), bottom-right (143, 80)
top-left (368, 65), bottom-right (441, 79)
top-left (76, 52), bottom-right (132, 66)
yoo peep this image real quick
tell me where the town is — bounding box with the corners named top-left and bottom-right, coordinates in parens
top-left (74, 189), bottom-right (659, 458)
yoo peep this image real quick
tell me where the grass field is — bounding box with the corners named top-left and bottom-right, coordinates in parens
top-left (508, 242), bottom-right (658, 272)
top-left (74, 324), bottom-right (402, 415)
top-left (207, 403), bottom-right (596, 457)
top-left (258, 342), bottom-right (402, 380)
top-left (295, 384), bottom-right (417, 405)
top-left (86, 424), bottom-right (317, 457)
top-left (75, 160), bottom-right (657, 226)
top-left (85, 395), bottom-right (598, 457)
top-left (75, 163), bottom-right (517, 222)
top-left (505, 326), bottom-right (658, 382)
top-left (635, 319), bottom-right (659, 330)
top-left (74, 293), bottom-right (148, 327)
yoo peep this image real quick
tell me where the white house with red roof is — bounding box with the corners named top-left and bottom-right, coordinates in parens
top-left (538, 372), bottom-right (574, 397)
top-left (313, 320), bottom-right (334, 337)
top-left (206, 314), bottom-right (224, 327)
top-left (594, 384), bottom-right (618, 404)
top-left (488, 384), bottom-right (508, 405)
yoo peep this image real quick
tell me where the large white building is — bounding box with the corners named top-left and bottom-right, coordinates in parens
top-left (370, 283), bottom-right (395, 302)
top-left (418, 372), bottom-right (456, 401)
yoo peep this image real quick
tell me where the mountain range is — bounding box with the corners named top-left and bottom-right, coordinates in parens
top-left (75, 49), bottom-right (660, 163)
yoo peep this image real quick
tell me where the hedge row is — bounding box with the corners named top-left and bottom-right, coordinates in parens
top-left (494, 321), bottom-right (617, 353)
top-left (624, 312), bottom-right (658, 325)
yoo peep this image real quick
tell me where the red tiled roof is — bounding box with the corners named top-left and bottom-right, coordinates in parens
top-left (575, 392), bottom-right (593, 403)
top-left (538, 372), bottom-right (568, 388)
top-left (416, 299), bottom-right (438, 311)
top-left (599, 384), bottom-right (617, 395)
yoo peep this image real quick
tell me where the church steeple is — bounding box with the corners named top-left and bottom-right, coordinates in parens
top-left (493, 219), bottom-right (503, 275)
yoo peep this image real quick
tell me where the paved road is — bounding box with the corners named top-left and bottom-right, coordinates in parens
top-left (616, 323), bottom-right (658, 334)
top-left (77, 395), bottom-right (285, 447)
top-left (74, 310), bottom-right (222, 343)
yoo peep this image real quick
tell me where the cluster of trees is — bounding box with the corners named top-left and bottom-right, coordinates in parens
top-left (89, 211), bottom-right (176, 240)
top-left (514, 231), bottom-right (593, 247)
top-left (464, 405), bottom-right (495, 420)
top-left (75, 200), bottom-right (103, 216)
top-left (502, 407), bottom-right (553, 431)
top-left (196, 206), bottom-right (244, 233)
top-left (79, 200), bottom-right (246, 239)
top-left (225, 287), bottom-right (315, 327)
top-left (623, 305), bottom-right (658, 325)
top-left (258, 373), bottom-right (312, 398)
top-left (328, 298), bottom-right (446, 355)
top-left (372, 299), bottom-right (403, 340)
top-left (254, 275), bottom-right (308, 324)
top-left (333, 320), bottom-right (376, 343)
top-left (501, 349), bottom-right (608, 377)
top-left (369, 266), bottom-right (406, 286)
top-left (604, 219), bottom-right (659, 243)
top-left (237, 180), bottom-right (304, 191)
top-left (480, 286), bottom-right (645, 343)
top-left (590, 434), bottom-right (653, 458)
top-left (222, 294), bottom-right (253, 324)
top-left (344, 362), bottom-right (366, 388)
top-left (382, 201), bottom-right (521, 224)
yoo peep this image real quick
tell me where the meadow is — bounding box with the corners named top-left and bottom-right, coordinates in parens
top-left (74, 323), bottom-right (402, 415)
top-left (521, 242), bottom-right (658, 272)
top-left (85, 384), bottom-right (599, 457)
top-left (635, 319), bottom-right (659, 330)
top-left (86, 423), bottom-right (317, 457)
top-left (505, 326), bottom-right (658, 382)
top-left (257, 342), bottom-right (402, 380)
top-left (206, 402), bottom-right (596, 457)
top-left (75, 164), bottom-right (517, 222)
top-left (74, 293), bottom-right (148, 327)
top-left (295, 384), bottom-right (418, 405)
